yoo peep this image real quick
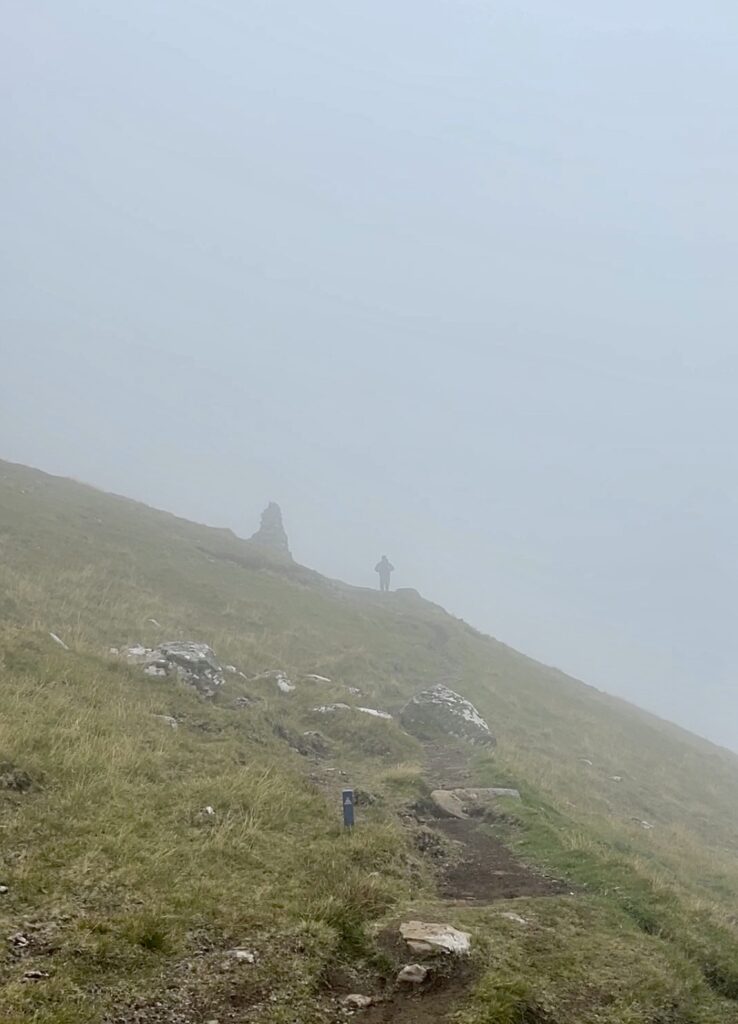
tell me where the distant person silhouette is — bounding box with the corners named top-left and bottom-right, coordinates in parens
top-left (375, 555), bottom-right (395, 592)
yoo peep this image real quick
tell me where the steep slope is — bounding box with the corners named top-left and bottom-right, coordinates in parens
top-left (1, 458), bottom-right (738, 1023)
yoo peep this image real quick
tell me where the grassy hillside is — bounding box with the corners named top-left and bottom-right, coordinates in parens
top-left (1, 458), bottom-right (738, 1023)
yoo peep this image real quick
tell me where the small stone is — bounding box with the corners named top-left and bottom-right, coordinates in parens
top-left (357, 706), bottom-right (392, 719)
top-left (144, 664), bottom-right (167, 677)
top-left (152, 714), bottom-right (178, 729)
top-left (430, 790), bottom-right (467, 819)
top-left (225, 665), bottom-right (238, 674)
top-left (303, 674), bottom-right (332, 683)
top-left (226, 948), bottom-right (256, 963)
top-left (49, 632), bottom-right (69, 650)
top-left (312, 703), bottom-right (391, 719)
top-left (500, 912), bottom-right (527, 925)
top-left (611, 775), bottom-right (623, 782)
top-left (578, 758), bottom-right (593, 767)
top-left (8, 933), bottom-right (29, 947)
top-left (397, 963), bottom-right (428, 984)
top-left (147, 618), bottom-right (162, 627)
top-left (340, 994), bottom-right (373, 1010)
top-left (108, 646), bottom-right (120, 655)
top-left (22, 969), bottom-right (49, 981)
top-left (0, 885), bottom-right (9, 894)
top-left (276, 672), bottom-right (295, 694)
top-left (202, 805), bottom-right (215, 816)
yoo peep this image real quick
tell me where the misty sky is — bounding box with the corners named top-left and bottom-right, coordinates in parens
top-left (2, 2), bottom-right (737, 748)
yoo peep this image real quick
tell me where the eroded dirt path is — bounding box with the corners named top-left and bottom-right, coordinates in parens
top-left (422, 742), bottom-right (567, 905)
top-left (353, 743), bottom-right (568, 1023)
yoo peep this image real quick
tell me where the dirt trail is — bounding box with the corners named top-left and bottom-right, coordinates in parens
top-left (423, 743), bottom-right (567, 906)
top-left (354, 743), bottom-right (567, 1023)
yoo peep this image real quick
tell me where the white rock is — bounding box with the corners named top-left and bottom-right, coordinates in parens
top-left (611, 775), bottom-right (623, 782)
top-left (397, 963), bottom-right (428, 984)
top-left (225, 665), bottom-right (238, 674)
top-left (500, 912), bottom-right (527, 925)
top-left (202, 805), bottom-right (215, 816)
top-left (357, 706), bottom-right (392, 720)
top-left (125, 644), bottom-right (150, 660)
top-left (147, 618), bottom-right (162, 628)
top-left (108, 646), bottom-right (120, 656)
top-left (578, 758), bottom-right (593, 767)
top-left (49, 633), bottom-right (69, 650)
top-left (144, 665), bottom-right (167, 677)
top-left (0, 885), bottom-right (8, 895)
top-left (276, 673), bottom-right (295, 694)
top-left (313, 703), bottom-right (391, 719)
top-left (152, 714), bottom-right (178, 729)
top-left (340, 994), bottom-right (373, 1010)
top-left (226, 948), bottom-right (256, 962)
top-left (399, 921), bottom-right (471, 956)
top-left (347, 686), bottom-right (362, 696)
top-left (22, 970), bottom-right (49, 982)
top-left (303, 674), bottom-right (332, 683)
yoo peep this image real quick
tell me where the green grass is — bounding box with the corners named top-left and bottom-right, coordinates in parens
top-left (1, 458), bottom-right (738, 1022)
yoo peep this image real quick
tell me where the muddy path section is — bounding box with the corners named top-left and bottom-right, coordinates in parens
top-left (435, 817), bottom-right (569, 903)
top-left (420, 742), bottom-right (567, 904)
top-left (356, 976), bottom-right (473, 1024)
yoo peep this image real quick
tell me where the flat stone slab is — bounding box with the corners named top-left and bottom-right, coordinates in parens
top-left (431, 787), bottom-right (521, 819)
top-left (400, 921), bottom-right (471, 956)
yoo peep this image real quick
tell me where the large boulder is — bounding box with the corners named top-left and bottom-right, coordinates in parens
top-left (400, 685), bottom-right (495, 746)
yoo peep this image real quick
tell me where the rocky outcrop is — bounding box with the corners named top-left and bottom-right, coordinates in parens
top-left (400, 685), bottom-right (495, 746)
top-left (249, 502), bottom-right (291, 558)
top-left (124, 641), bottom-right (225, 696)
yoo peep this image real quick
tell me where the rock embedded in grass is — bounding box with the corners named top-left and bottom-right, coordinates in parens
top-left (225, 948), bottom-right (256, 963)
top-left (399, 921), bottom-right (471, 956)
top-left (152, 714), bottom-right (179, 729)
top-left (431, 787), bottom-right (521, 819)
top-left (313, 703), bottom-right (392, 719)
top-left (340, 994), bottom-right (373, 1009)
top-left (0, 763), bottom-right (34, 793)
top-left (122, 641), bottom-right (226, 695)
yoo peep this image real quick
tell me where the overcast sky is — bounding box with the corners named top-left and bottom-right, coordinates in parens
top-left (2, 2), bottom-right (737, 748)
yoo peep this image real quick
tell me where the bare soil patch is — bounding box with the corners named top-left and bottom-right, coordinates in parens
top-left (435, 817), bottom-right (568, 903)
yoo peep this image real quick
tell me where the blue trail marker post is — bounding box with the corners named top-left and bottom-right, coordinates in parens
top-left (342, 789), bottom-right (355, 829)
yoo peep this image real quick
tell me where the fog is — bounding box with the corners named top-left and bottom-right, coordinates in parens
top-left (2, 3), bottom-right (737, 747)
